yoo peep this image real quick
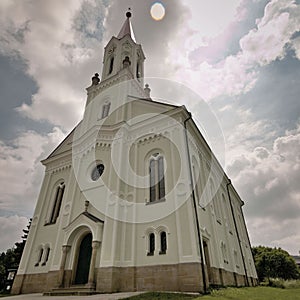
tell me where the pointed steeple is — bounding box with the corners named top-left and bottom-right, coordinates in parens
top-left (117, 10), bottom-right (136, 42)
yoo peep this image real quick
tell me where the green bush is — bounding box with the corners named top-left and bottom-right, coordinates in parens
top-left (260, 278), bottom-right (300, 289)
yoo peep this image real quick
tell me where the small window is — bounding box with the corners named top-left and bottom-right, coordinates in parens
top-left (42, 247), bottom-right (50, 266)
top-left (91, 164), bottom-right (105, 181)
top-left (35, 248), bottom-right (44, 267)
top-left (49, 183), bottom-right (65, 224)
top-left (149, 154), bottom-right (165, 202)
top-left (159, 231), bottom-right (167, 254)
top-left (108, 57), bottom-right (114, 74)
top-left (147, 233), bottom-right (155, 256)
top-left (101, 102), bottom-right (111, 119)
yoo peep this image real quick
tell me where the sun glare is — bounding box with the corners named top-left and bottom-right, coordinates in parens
top-left (150, 2), bottom-right (165, 21)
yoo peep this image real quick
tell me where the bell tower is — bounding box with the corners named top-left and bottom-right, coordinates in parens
top-left (101, 10), bottom-right (145, 85)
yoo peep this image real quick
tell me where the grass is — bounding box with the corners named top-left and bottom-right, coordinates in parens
top-left (123, 287), bottom-right (300, 300)
top-left (122, 292), bottom-right (198, 299)
top-left (200, 286), bottom-right (300, 300)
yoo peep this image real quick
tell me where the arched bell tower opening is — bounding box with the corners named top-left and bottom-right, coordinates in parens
top-left (74, 232), bottom-right (92, 285)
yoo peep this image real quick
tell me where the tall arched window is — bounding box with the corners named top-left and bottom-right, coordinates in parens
top-left (221, 242), bottom-right (228, 264)
top-left (101, 102), bottom-right (111, 119)
top-left (147, 233), bottom-right (155, 256)
top-left (136, 62), bottom-right (140, 78)
top-left (159, 231), bottom-right (167, 254)
top-left (49, 182), bottom-right (65, 224)
top-left (210, 179), bottom-right (221, 221)
top-left (149, 153), bottom-right (165, 202)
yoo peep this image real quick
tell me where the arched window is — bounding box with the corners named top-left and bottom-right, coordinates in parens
top-left (42, 246), bottom-right (50, 266)
top-left (149, 153), bottom-right (165, 202)
top-left (35, 247), bottom-right (44, 267)
top-left (49, 182), bottom-right (65, 224)
top-left (159, 231), bottom-right (167, 254)
top-left (136, 62), bottom-right (140, 78)
top-left (147, 233), bottom-right (155, 256)
top-left (108, 56), bottom-right (114, 74)
top-left (221, 242), bottom-right (228, 264)
top-left (210, 179), bottom-right (221, 222)
top-left (192, 164), bottom-right (200, 202)
top-left (101, 102), bottom-right (111, 119)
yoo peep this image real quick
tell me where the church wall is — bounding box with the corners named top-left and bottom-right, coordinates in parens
top-left (184, 120), bottom-right (257, 284)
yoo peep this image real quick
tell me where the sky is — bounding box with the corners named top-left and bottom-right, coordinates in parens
top-left (0, 0), bottom-right (299, 255)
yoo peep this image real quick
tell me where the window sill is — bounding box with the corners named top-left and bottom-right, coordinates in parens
top-left (159, 251), bottom-right (166, 255)
top-left (147, 252), bottom-right (154, 256)
top-left (146, 198), bottom-right (166, 205)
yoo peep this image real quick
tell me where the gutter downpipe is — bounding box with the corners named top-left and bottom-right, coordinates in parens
top-left (183, 113), bottom-right (207, 293)
top-left (226, 179), bottom-right (249, 286)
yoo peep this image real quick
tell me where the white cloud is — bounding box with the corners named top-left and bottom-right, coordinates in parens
top-left (166, 0), bottom-right (300, 100)
top-left (227, 123), bottom-right (300, 254)
top-left (0, 0), bottom-right (108, 130)
top-left (0, 216), bottom-right (29, 253)
top-left (0, 127), bottom-right (65, 216)
top-left (182, 0), bottom-right (243, 45)
top-left (240, 0), bottom-right (300, 66)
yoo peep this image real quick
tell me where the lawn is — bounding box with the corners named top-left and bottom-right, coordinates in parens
top-left (122, 287), bottom-right (300, 300)
top-left (201, 286), bottom-right (300, 300)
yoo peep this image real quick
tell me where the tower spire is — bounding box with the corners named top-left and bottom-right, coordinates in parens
top-left (117, 9), bottom-right (136, 42)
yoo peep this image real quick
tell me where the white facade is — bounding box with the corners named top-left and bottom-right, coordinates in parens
top-left (12, 12), bottom-right (257, 295)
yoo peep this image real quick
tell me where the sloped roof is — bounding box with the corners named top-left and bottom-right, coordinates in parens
top-left (117, 14), bottom-right (136, 42)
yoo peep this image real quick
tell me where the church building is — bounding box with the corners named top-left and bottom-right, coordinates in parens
top-left (12, 11), bottom-right (257, 295)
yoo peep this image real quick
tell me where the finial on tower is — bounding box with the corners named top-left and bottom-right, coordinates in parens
top-left (126, 8), bottom-right (132, 18)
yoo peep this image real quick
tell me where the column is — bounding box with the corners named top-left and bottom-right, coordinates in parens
top-left (58, 245), bottom-right (71, 287)
top-left (87, 241), bottom-right (100, 287)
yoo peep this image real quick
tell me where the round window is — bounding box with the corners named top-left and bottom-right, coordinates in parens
top-left (91, 164), bottom-right (105, 181)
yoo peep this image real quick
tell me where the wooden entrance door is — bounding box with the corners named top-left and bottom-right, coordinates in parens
top-left (74, 233), bottom-right (92, 284)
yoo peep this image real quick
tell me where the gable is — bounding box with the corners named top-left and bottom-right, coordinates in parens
top-left (130, 98), bottom-right (179, 118)
top-left (44, 125), bottom-right (77, 162)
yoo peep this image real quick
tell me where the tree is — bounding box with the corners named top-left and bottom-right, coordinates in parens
top-left (0, 218), bottom-right (31, 292)
top-left (252, 246), bottom-right (300, 282)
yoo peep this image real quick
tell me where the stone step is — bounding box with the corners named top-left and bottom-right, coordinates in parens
top-left (44, 285), bottom-right (97, 296)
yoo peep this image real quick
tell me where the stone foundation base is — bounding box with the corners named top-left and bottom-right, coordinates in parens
top-left (11, 271), bottom-right (60, 294)
top-left (11, 264), bottom-right (257, 295)
top-left (96, 263), bottom-right (204, 293)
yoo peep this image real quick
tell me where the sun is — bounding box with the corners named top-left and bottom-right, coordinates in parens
top-left (150, 2), bottom-right (165, 21)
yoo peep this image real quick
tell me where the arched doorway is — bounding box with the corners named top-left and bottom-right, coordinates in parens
top-left (74, 233), bottom-right (92, 284)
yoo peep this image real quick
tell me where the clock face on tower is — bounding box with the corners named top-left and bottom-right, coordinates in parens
top-left (91, 164), bottom-right (105, 181)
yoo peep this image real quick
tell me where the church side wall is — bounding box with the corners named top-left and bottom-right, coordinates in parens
top-left (185, 120), bottom-right (258, 285)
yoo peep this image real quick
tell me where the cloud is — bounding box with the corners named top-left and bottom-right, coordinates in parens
top-left (0, 215), bottom-right (29, 253)
top-left (167, 0), bottom-right (300, 100)
top-left (0, 127), bottom-right (65, 216)
top-left (291, 36), bottom-right (300, 59)
top-left (227, 123), bottom-right (300, 254)
top-left (0, 0), bottom-right (108, 130)
top-left (240, 0), bottom-right (300, 66)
